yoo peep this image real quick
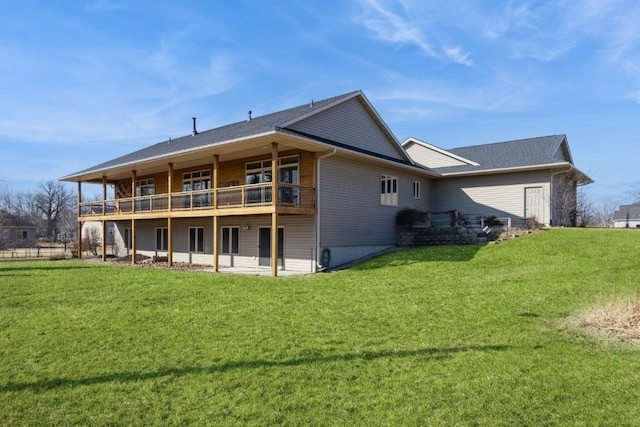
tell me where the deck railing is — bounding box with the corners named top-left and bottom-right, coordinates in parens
top-left (79, 183), bottom-right (315, 217)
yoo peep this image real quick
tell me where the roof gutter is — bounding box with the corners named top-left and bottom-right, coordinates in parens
top-left (440, 162), bottom-right (586, 178)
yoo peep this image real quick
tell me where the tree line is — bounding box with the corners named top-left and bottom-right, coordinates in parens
top-left (0, 179), bottom-right (76, 243)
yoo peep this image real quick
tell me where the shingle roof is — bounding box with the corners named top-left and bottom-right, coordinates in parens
top-left (0, 211), bottom-right (37, 228)
top-left (613, 204), bottom-right (640, 220)
top-left (434, 135), bottom-right (569, 174)
top-left (66, 91), bottom-right (361, 177)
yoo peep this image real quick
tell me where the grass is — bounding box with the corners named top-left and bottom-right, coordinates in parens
top-left (1, 228), bottom-right (640, 425)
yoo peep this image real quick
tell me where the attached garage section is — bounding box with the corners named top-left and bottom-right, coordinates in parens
top-left (432, 170), bottom-right (552, 226)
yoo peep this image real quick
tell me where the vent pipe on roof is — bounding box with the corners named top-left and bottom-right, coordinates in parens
top-left (310, 99), bottom-right (314, 108)
top-left (247, 110), bottom-right (252, 121)
top-left (192, 117), bottom-right (198, 136)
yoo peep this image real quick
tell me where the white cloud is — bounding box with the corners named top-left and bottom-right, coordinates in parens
top-left (359, 0), bottom-right (437, 57)
top-left (443, 46), bottom-right (473, 66)
top-left (374, 74), bottom-right (541, 114)
top-left (357, 0), bottom-right (473, 66)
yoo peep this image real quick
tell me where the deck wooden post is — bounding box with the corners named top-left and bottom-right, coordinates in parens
top-left (167, 163), bottom-right (173, 267)
top-left (271, 142), bottom-right (279, 277)
top-left (102, 176), bottom-right (107, 215)
top-left (101, 177), bottom-right (107, 262)
top-left (77, 182), bottom-right (82, 259)
top-left (131, 170), bottom-right (137, 213)
top-left (101, 220), bottom-right (107, 262)
top-left (213, 155), bottom-right (219, 272)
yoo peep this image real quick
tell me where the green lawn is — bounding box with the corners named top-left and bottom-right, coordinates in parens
top-left (1, 228), bottom-right (639, 426)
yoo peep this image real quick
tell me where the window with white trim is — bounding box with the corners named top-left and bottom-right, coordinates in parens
top-left (156, 227), bottom-right (168, 251)
top-left (380, 174), bottom-right (398, 206)
top-left (189, 227), bottom-right (204, 253)
top-left (183, 170), bottom-right (211, 191)
top-left (413, 180), bottom-right (421, 199)
top-left (136, 178), bottom-right (155, 196)
top-left (221, 226), bottom-right (239, 254)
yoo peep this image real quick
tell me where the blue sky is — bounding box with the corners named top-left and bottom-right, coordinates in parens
top-left (1, 0), bottom-right (639, 205)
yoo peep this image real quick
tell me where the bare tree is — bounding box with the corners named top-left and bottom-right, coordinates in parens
top-left (33, 181), bottom-right (76, 241)
top-left (593, 200), bottom-right (619, 228)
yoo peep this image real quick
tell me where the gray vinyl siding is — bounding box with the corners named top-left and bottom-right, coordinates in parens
top-left (287, 97), bottom-right (406, 161)
top-left (318, 155), bottom-right (431, 266)
top-left (217, 215), bottom-right (315, 273)
top-left (433, 171), bottom-right (552, 225)
top-left (405, 142), bottom-right (468, 168)
top-left (113, 216), bottom-right (316, 273)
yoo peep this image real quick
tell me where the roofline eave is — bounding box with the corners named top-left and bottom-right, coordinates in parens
top-left (437, 162), bottom-right (594, 184)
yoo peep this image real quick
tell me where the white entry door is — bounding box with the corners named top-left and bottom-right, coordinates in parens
top-left (525, 187), bottom-right (543, 222)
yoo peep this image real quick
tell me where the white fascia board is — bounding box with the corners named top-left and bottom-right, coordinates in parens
top-left (437, 162), bottom-right (573, 177)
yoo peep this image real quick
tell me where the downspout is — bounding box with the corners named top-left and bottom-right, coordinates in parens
top-left (315, 148), bottom-right (337, 272)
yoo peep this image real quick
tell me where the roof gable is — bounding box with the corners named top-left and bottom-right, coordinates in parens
top-left (62, 90), bottom-right (416, 180)
top-left (433, 135), bottom-right (571, 174)
top-left (284, 94), bottom-right (410, 162)
top-left (402, 137), bottom-right (478, 168)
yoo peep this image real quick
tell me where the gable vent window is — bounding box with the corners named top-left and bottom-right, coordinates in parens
top-left (380, 174), bottom-right (398, 206)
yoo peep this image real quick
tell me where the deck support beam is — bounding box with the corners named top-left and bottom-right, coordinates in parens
top-left (271, 142), bottom-right (279, 277)
top-left (213, 155), bottom-right (219, 272)
top-left (77, 182), bottom-right (82, 259)
top-left (131, 170), bottom-right (137, 264)
top-left (101, 177), bottom-right (107, 261)
top-left (167, 163), bottom-right (173, 267)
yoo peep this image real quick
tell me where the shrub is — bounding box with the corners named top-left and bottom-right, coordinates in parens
top-left (523, 217), bottom-right (540, 230)
top-left (395, 208), bottom-right (423, 230)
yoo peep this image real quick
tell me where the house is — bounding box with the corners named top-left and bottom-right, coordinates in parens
top-left (403, 135), bottom-right (593, 227)
top-left (61, 90), bottom-right (592, 276)
top-left (81, 221), bottom-right (115, 245)
top-left (61, 91), bottom-right (437, 275)
top-left (0, 211), bottom-right (38, 249)
top-left (613, 204), bottom-right (640, 228)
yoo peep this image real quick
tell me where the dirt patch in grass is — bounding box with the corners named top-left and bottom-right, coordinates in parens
top-left (111, 254), bottom-right (211, 271)
top-left (570, 295), bottom-right (640, 345)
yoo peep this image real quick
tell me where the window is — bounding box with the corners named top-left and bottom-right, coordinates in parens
top-left (136, 178), bottom-right (155, 196)
top-left (189, 227), bottom-right (204, 253)
top-left (246, 160), bottom-right (272, 185)
top-left (380, 174), bottom-right (398, 206)
top-left (245, 156), bottom-right (299, 185)
top-left (184, 170), bottom-right (212, 207)
top-left (16, 230), bottom-right (27, 240)
top-left (156, 228), bottom-right (168, 251)
top-left (183, 170), bottom-right (211, 191)
top-left (413, 180), bottom-right (421, 199)
top-left (221, 226), bottom-right (239, 254)
top-left (245, 156), bottom-right (299, 204)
